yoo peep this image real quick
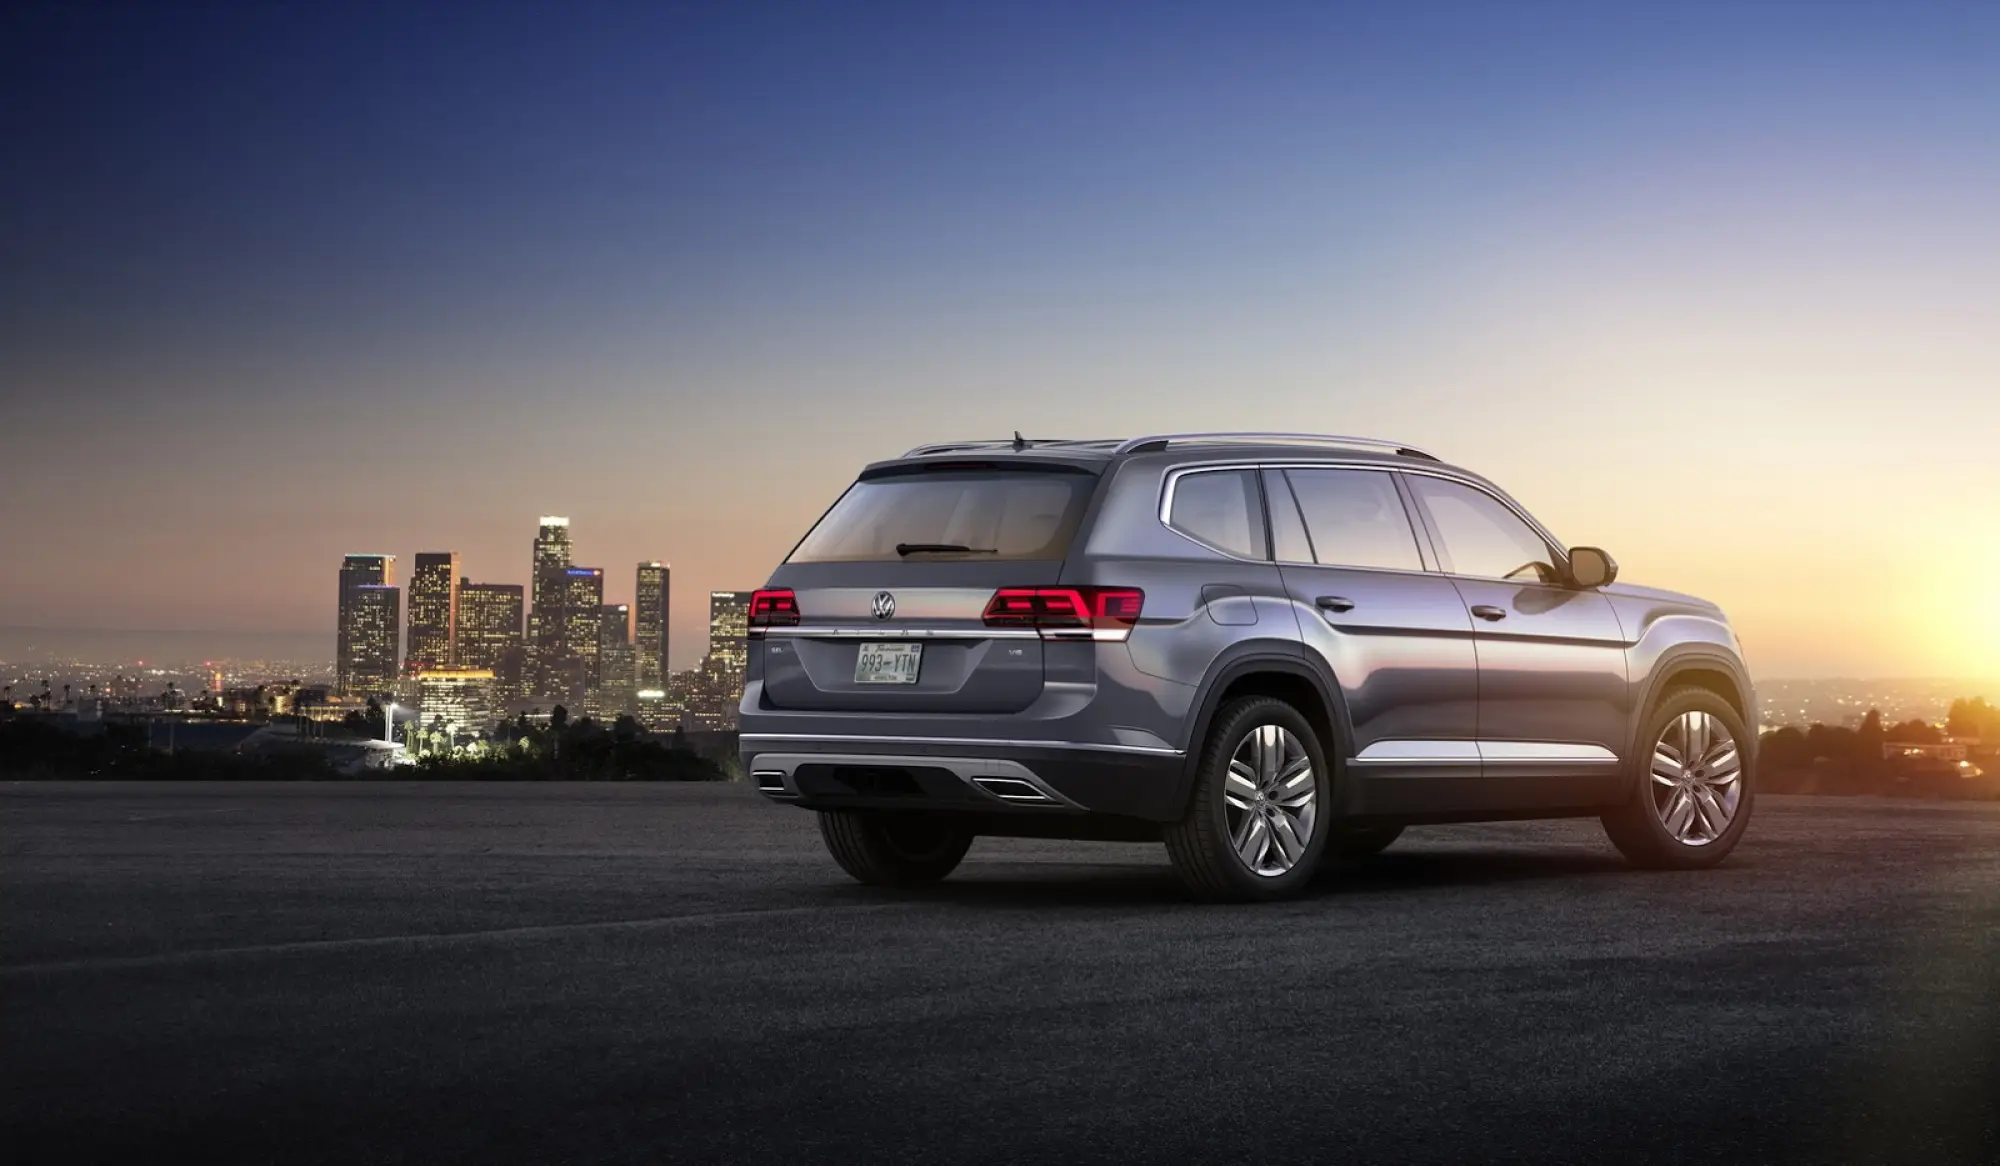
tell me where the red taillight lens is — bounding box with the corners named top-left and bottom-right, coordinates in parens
top-left (747, 588), bottom-right (800, 631)
top-left (982, 587), bottom-right (1144, 640)
top-left (982, 588), bottom-right (1044, 627)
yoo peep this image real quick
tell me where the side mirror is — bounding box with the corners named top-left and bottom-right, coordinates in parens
top-left (1569, 546), bottom-right (1618, 589)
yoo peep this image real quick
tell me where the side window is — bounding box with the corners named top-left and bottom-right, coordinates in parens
top-left (1283, 469), bottom-right (1424, 572)
top-left (1261, 470), bottom-right (1314, 563)
top-left (1167, 469), bottom-right (1268, 559)
top-left (1406, 476), bottom-right (1560, 583)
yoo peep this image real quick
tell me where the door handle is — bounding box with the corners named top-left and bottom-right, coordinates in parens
top-left (1316, 596), bottom-right (1355, 613)
top-left (1470, 605), bottom-right (1508, 622)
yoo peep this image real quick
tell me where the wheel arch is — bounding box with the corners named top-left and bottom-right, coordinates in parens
top-left (1170, 644), bottom-right (1352, 819)
top-left (1634, 648), bottom-right (1757, 762)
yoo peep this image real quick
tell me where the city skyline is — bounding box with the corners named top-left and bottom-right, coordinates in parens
top-left (5, 4), bottom-right (1999, 679)
top-left (326, 514), bottom-right (751, 712)
top-left (316, 510), bottom-right (758, 732)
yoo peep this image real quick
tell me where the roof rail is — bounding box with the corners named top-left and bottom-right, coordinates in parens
top-left (1110, 432), bottom-right (1439, 460)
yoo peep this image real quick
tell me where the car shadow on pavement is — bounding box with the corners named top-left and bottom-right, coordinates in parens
top-left (897, 846), bottom-right (1639, 909)
top-left (1320, 848), bottom-right (1634, 892)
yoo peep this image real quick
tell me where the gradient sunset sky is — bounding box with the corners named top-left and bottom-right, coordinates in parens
top-left (3, 1), bottom-right (1996, 676)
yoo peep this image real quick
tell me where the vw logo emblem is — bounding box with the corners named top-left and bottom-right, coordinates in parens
top-left (871, 591), bottom-right (897, 620)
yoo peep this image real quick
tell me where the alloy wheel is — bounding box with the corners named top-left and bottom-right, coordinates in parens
top-left (1223, 724), bottom-right (1318, 876)
top-left (1650, 711), bottom-right (1743, 845)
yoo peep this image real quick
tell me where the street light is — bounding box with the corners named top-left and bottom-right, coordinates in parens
top-left (385, 701), bottom-right (398, 746)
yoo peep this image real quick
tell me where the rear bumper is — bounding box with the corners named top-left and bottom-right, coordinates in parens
top-left (739, 733), bottom-right (1187, 821)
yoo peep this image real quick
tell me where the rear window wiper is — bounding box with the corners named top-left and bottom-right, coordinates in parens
top-left (895, 543), bottom-right (998, 556)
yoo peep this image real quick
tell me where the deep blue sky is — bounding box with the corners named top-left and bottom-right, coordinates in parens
top-left (3, 1), bottom-right (1997, 674)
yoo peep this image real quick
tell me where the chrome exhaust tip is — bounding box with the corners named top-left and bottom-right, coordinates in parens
top-left (971, 776), bottom-right (1056, 805)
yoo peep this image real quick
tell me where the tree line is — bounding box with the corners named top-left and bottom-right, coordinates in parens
top-left (0, 711), bottom-right (728, 782)
top-left (416, 705), bottom-right (730, 781)
top-left (9, 690), bottom-right (1994, 789)
top-left (1760, 698), bottom-right (1995, 771)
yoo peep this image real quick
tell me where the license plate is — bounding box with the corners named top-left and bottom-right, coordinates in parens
top-left (854, 642), bottom-right (922, 684)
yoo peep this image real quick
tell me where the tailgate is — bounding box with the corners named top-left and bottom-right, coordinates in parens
top-left (759, 567), bottom-right (1050, 714)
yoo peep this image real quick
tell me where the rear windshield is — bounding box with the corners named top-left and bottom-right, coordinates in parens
top-left (788, 470), bottom-right (1094, 563)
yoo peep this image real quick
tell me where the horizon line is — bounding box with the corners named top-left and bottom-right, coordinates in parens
top-left (0, 627), bottom-right (1996, 687)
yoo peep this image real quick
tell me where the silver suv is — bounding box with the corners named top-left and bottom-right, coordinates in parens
top-left (741, 432), bottom-right (1756, 901)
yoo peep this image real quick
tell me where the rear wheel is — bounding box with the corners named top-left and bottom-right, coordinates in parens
top-left (1165, 696), bottom-right (1331, 901)
top-left (1601, 687), bottom-right (1755, 869)
top-left (817, 812), bottom-right (973, 887)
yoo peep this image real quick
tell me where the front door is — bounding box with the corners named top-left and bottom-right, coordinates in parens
top-left (1400, 473), bottom-right (1631, 806)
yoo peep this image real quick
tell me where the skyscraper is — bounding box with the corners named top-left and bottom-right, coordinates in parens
top-left (589, 602), bottom-right (636, 719)
top-left (526, 517), bottom-right (573, 696)
top-left (347, 586), bottom-right (400, 696)
top-left (336, 554), bottom-right (397, 697)
top-left (455, 581), bottom-right (524, 695)
top-left (635, 561), bottom-right (670, 691)
top-left (404, 551), bottom-right (460, 674)
top-left (708, 590), bottom-right (752, 680)
top-left (555, 566), bottom-right (604, 703)
top-left (676, 591), bottom-right (754, 731)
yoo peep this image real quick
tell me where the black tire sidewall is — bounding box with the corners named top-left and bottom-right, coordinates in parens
top-left (1198, 697), bottom-right (1333, 896)
top-left (818, 811), bottom-right (972, 885)
top-left (875, 815), bottom-right (972, 865)
top-left (1628, 688), bottom-right (1756, 858)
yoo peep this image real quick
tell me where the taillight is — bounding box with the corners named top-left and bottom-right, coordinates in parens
top-left (982, 587), bottom-right (1144, 641)
top-left (747, 588), bottom-right (800, 633)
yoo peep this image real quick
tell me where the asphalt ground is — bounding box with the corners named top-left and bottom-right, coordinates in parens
top-left (4, 782), bottom-right (1997, 1164)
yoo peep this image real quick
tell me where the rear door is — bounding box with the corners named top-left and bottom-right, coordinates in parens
top-left (1267, 467), bottom-right (1481, 787)
top-left (757, 463), bottom-right (1095, 714)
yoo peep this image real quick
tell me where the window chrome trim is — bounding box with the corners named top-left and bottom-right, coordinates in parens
top-left (1268, 464), bottom-right (1432, 575)
top-left (1274, 463), bottom-right (1566, 560)
top-left (1157, 457), bottom-right (1569, 574)
top-left (1156, 464), bottom-right (1271, 561)
top-left (1391, 468), bottom-right (1572, 580)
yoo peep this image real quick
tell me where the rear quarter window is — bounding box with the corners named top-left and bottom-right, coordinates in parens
top-left (788, 470), bottom-right (1094, 563)
top-left (1165, 469), bottom-right (1268, 559)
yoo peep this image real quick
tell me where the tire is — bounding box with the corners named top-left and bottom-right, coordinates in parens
top-left (1165, 696), bottom-right (1332, 901)
top-left (1329, 822), bottom-right (1404, 860)
top-left (1601, 686), bottom-right (1756, 869)
top-left (817, 812), bottom-right (973, 887)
